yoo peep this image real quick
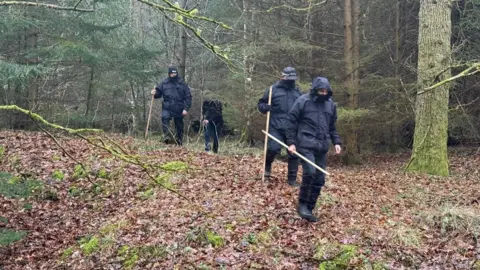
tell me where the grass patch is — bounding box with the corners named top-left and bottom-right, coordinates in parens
top-left (187, 227), bottom-right (225, 248)
top-left (390, 222), bottom-right (422, 248)
top-left (117, 244), bottom-right (168, 269)
top-left (79, 235), bottom-right (100, 255)
top-left (0, 172), bottom-right (43, 199)
top-left (421, 202), bottom-right (480, 235)
top-left (313, 238), bottom-right (359, 269)
top-left (0, 228), bottom-right (27, 246)
top-left (316, 192), bottom-right (338, 207)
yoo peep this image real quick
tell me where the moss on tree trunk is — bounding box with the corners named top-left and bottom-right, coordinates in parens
top-left (406, 0), bottom-right (452, 176)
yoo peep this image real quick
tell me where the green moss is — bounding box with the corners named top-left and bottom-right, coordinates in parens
top-left (62, 247), bottom-right (74, 259)
top-left (52, 170), bottom-right (65, 181)
top-left (68, 186), bottom-right (82, 197)
top-left (52, 155), bottom-right (61, 161)
top-left (206, 231), bottom-right (224, 248)
top-left (0, 228), bottom-right (27, 246)
top-left (160, 161), bottom-right (188, 172)
top-left (73, 164), bottom-right (88, 179)
top-left (79, 236), bottom-right (100, 255)
top-left (0, 145), bottom-right (4, 160)
top-left (139, 188), bottom-right (154, 200)
top-left (97, 168), bottom-right (109, 179)
top-left (0, 216), bottom-right (8, 223)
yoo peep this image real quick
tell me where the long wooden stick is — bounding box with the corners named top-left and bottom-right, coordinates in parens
top-left (262, 86), bottom-right (273, 182)
top-left (145, 93), bottom-right (155, 139)
top-left (262, 130), bottom-right (330, 176)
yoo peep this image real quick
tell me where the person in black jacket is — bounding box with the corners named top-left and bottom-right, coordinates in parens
top-left (151, 66), bottom-right (192, 146)
top-left (202, 99), bottom-right (223, 153)
top-left (258, 67), bottom-right (302, 186)
top-left (286, 76), bottom-right (342, 222)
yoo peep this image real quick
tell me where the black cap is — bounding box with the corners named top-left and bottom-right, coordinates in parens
top-left (281, 66), bottom-right (297, 80)
top-left (168, 66), bottom-right (178, 75)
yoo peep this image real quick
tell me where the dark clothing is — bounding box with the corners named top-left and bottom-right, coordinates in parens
top-left (204, 121), bottom-right (219, 153)
top-left (154, 77), bottom-right (192, 117)
top-left (258, 80), bottom-right (302, 132)
top-left (298, 149), bottom-right (327, 210)
top-left (154, 76), bottom-right (192, 145)
top-left (285, 78), bottom-right (341, 152)
top-left (258, 80), bottom-right (302, 181)
top-left (161, 110), bottom-right (184, 145)
top-left (202, 100), bottom-right (223, 124)
top-left (203, 100), bottom-right (223, 153)
top-left (285, 76), bottom-right (341, 215)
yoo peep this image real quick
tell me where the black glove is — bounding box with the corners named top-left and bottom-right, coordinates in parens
top-left (262, 104), bottom-right (272, 112)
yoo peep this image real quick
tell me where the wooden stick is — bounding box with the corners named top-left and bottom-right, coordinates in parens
top-left (262, 86), bottom-right (273, 182)
top-left (145, 92), bottom-right (155, 139)
top-left (262, 130), bottom-right (330, 176)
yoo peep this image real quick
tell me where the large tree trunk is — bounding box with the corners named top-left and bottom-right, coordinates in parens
top-left (406, 0), bottom-right (452, 176)
top-left (343, 0), bottom-right (361, 165)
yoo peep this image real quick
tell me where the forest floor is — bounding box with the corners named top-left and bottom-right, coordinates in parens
top-left (0, 130), bottom-right (479, 270)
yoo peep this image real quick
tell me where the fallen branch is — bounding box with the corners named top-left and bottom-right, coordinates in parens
top-left (0, 1), bottom-right (94, 12)
top-left (0, 105), bottom-right (211, 216)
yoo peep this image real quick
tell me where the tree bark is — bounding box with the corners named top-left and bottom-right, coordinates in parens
top-left (343, 0), bottom-right (361, 165)
top-left (178, 0), bottom-right (188, 79)
top-left (406, 0), bottom-right (452, 176)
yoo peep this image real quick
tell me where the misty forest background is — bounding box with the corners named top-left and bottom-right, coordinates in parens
top-left (1, 0), bottom-right (480, 165)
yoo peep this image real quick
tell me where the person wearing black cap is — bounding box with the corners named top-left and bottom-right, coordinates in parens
top-left (151, 66), bottom-right (192, 145)
top-left (257, 66), bottom-right (302, 186)
top-left (285, 76), bottom-right (342, 222)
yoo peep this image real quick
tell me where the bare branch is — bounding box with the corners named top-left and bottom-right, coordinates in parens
top-left (419, 63), bottom-right (480, 94)
top-left (0, 1), bottom-right (94, 12)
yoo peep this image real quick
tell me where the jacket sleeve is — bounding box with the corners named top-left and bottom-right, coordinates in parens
top-left (202, 101), bottom-right (208, 120)
top-left (329, 102), bottom-right (342, 145)
top-left (286, 98), bottom-right (303, 146)
top-left (154, 83), bottom-right (163, 99)
top-left (257, 87), bottom-right (271, 114)
top-left (183, 84), bottom-right (192, 111)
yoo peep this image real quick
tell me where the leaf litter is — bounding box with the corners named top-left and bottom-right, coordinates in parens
top-left (0, 130), bottom-right (479, 269)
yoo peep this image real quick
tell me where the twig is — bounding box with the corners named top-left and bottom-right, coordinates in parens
top-left (30, 117), bottom-right (95, 185)
top-left (0, 1), bottom-right (94, 12)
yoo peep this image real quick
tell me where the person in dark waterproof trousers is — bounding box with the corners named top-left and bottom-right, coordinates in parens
top-left (202, 99), bottom-right (223, 153)
top-left (151, 66), bottom-right (192, 146)
top-left (285, 76), bottom-right (342, 222)
top-left (258, 67), bottom-right (302, 186)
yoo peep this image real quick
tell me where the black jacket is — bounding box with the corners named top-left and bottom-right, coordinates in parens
top-left (154, 77), bottom-right (192, 115)
top-left (203, 99), bottom-right (223, 123)
top-left (257, 80), bottom-right (301, 131)
top-left (286, 77), bottom-right (341, 152)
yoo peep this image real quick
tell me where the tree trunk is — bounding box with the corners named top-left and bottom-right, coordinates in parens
top-left (406, 0), bottom-right (452, 176)
top-left (85, 66), bottom-right (94, 118)
top-left (343, 0), bottom-right (361, 165)
top-left (178, 0), bottom-right (188, 79)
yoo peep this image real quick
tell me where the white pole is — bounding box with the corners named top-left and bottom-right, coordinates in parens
top-left (261, 130), bottom-right (330, 176)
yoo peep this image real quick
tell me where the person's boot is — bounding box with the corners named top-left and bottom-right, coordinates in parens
top-left (264, 162), bottom-right (272, 179)
top-left (297, 203), bottom-right (318, 222)
top-left (287, 158), bottom-right (300, 187)
top-left (287, 177), bottom-right (300, 187)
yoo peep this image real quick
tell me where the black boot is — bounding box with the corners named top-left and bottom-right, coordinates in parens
top-left (288, 178), bottom-right (300, 187)
top-left (287, 158), bottom-right (300, 187)
top-left (297, 203), bottom-right (318, 222)
top-left (264, 163), bottom-right (271, 179)
top-left (264, 152), bottom-right (276, 180)
top-left (298, 174), bottom-right (318, 222)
